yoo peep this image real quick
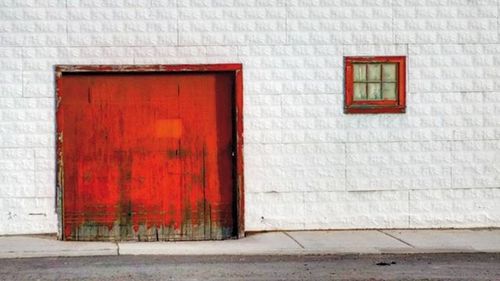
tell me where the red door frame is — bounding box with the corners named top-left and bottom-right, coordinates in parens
top-left (55, 64), bottom-right (245, 239)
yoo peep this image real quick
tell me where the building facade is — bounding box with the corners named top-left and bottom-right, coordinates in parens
top-left (1, 0), bottom-right (499, 237)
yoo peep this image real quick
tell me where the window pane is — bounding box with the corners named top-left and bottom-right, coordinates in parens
top-left (367, 83), bottom-right (381, 100)
top-left (353, 64), bottom-right (366, 82)
top-left (382, 83), bottom-right (397, 100)
top-left (353, 83), bottom-right (366, 100)
top-left (367, 64), bottom-right (381, 81)
top-left (382, 63), bottom-right (397, 82)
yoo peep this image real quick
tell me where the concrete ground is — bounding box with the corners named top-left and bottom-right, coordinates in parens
top-left (1, 229), bottom-right (500, 258)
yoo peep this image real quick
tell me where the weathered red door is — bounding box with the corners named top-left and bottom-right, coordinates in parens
top-left (58, 67), bottom-right (240, 241)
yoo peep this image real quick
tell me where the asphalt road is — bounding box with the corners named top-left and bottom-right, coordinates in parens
top-left (1, 253), bottom-right (499, 280)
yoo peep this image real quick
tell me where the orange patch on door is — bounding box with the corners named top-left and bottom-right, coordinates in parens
top-left (155, 119), bottom-right (182, 138)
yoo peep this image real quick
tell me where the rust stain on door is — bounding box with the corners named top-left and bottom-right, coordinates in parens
top-left (58, 70), bottom-right (237, 241)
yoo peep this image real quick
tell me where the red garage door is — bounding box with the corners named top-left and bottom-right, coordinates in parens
top-left (57, 65), bottom-right (243, 241)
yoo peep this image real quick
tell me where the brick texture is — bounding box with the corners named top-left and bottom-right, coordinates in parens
top-left (1, 0), bottom-right (500, 235)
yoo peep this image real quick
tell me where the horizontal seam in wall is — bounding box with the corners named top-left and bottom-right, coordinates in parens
top-left (249, 139), bottom-right (500, 146)
top-left (348, 186), bottom-right (500, 193)
top-left (0, 147), bottom-right (56, 150)
top-left (409, 91), bottom-right (500, 94)
top-left (246, 186), bottom-right (500, 195)
top-left (9, 42), bottom-right (500, 49)
top-left (242, 92), bottom-right (500, 95)
top-left (0, 196), bottom-right (55, 199)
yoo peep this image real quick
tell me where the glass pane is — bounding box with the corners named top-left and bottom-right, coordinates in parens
top-left (367, 64), bottom-right (381, 81)
top-left (353, 64), bottom-right (366, 82)
top-left (353, 83), bottom-right (366, 100)
top-left (382, 63), bottom-right (397, 82)
top-left (382, 83), bottom-right (397, 100)
top-left (367, 83), bottom-right (382, 100)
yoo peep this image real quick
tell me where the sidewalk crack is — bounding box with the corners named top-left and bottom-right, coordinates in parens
top-left (283, 232), bottom-right (305, 249)
top-left (378, 230), bottom-right (415, 248)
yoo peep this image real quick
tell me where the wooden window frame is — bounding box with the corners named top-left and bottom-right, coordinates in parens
top-left (344, 56), bottom-right (406, 114)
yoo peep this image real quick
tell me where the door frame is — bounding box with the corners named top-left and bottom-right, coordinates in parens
top-left (55, 64), bottom-right (244, 240)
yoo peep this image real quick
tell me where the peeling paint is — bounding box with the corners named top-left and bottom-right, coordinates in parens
top-left (56, 65), bottom-right (244, 241)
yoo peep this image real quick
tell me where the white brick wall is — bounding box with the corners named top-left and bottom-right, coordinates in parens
top-left (0, 0), bottom-right (499, 235)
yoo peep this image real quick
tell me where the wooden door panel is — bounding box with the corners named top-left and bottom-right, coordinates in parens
top-left (60, 72), bottom-right (235, 241)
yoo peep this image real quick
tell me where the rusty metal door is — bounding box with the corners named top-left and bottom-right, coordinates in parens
top-left (58, 68), bottom-right (239, 241)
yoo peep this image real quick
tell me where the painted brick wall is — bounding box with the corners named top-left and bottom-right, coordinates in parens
top-left (0, 0), bottom-right (499, 235)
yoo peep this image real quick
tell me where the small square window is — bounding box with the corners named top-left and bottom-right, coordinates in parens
top-left (344, 56), bottom-right (406, 114)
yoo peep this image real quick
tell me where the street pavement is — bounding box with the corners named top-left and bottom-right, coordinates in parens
top-left (1, 253), bottom-right (500, 280)
top-left (1, 229), bottom-right (500, 258)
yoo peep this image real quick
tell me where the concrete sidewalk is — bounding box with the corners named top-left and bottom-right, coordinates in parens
top-left (1, 229), bottom-right (500, 259)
